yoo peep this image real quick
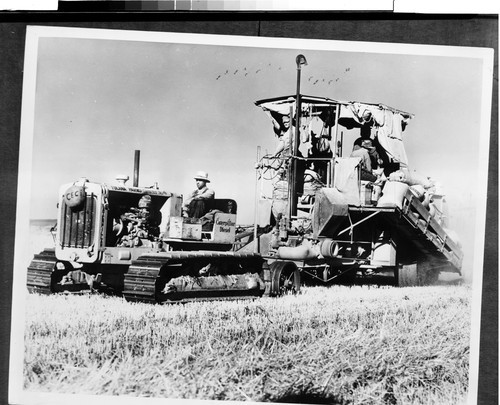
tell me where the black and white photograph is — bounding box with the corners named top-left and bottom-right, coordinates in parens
top-left (8, 25), bottom-right (494, 405)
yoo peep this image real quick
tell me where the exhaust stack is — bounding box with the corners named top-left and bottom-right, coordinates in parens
top-left (133, 150), bottom-right (140, 187)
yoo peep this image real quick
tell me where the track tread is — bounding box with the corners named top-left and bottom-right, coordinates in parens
top-left (122, 256), bottom-right (165, 303)
top-left (122, 252), bottom-right (265, 304)
top-left (27, 249), bottom-right (57, 294)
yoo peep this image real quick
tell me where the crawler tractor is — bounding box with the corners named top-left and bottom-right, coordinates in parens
top-left (252, 91), bottom-right (463, 287)
top-left (27, 157), bottom-right (277, 303)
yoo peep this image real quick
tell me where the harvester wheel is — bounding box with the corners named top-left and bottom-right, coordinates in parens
top-left (269, 261), bottom-right (300, 297)
top-left (396, 262), bottom-right (440, 287)
top-left (396, 263), bottom-right (418, 287)
top-left (423, 269), bottom-right (440, 285)
top-left (416, 262), bottom-right (440, 285)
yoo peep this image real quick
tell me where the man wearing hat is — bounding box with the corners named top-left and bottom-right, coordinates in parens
top-left (183, 171), bottom-right (215, 218)
top-left (350, 138), bottom-right (378, 182)
top-left (363, 139), bottom-right (382, 170)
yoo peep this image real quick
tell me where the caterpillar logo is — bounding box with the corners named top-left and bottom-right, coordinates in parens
top-left (215, 218), bottom-right (236, 227)
top-left (214, 214), bottom-right (236, 236)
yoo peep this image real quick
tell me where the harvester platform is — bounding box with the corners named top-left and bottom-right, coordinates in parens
top-left (348, 189), bottom-right (463, 273)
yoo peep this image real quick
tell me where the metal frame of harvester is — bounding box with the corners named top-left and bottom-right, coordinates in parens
top-left (250, 82), bottom-right (463, 290)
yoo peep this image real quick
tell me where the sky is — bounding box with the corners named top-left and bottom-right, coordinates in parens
top-left (23, 28), bottom-right (492, 281)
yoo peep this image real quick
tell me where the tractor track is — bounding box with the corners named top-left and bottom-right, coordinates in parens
top-left (27, 250), bottom-right (266, 304)
top-left (122, 256), bottom-right (164, 303)
top-left (119, 251), bottom-right (266, 304)
top-left (26, 249), bottom-right (57, 294)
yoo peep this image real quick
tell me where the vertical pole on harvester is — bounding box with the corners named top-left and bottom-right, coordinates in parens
top-left (290, 54), bottom-right (307, 218)
top-left (253, 146), bottom-right (261, 254)
top-left (332, 104), bottom-right (340, 187)
top-left (133, 150), bottom-right (140, 187)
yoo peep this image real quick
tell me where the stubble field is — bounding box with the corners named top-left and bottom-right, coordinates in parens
top-left (23, 284), bottom-right (471, 404)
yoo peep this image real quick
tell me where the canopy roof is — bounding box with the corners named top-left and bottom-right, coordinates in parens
top-left (255, 94), bottom-right (414, 166)
top-left (254, 94), bottom-right (414, 119)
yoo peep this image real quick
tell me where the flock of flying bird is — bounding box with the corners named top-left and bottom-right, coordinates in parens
top-left (215, 63), bottom-right (351, 86)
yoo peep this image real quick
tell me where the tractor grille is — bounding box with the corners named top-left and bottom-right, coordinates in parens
top-left (60, 193), bottom-right (97, 248)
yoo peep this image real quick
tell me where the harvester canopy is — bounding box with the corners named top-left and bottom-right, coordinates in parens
top-left (255, 95), bottom-right (414, 166)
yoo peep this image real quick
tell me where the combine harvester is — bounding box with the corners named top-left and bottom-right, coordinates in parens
top-left (251, 59), bottom-right (463, 289)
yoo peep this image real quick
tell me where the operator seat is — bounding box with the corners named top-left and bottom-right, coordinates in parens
top-left (201, 199), bottom-right (238, 232)
top-left (205, 199), bottom-right (237, 214)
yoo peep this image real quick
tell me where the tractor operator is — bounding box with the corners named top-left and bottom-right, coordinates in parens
top-left (183, 171), bottom-right (215, 218)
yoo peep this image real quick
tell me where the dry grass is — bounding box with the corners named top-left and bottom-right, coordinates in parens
top-left (23, 285), bottom-right (471, 404)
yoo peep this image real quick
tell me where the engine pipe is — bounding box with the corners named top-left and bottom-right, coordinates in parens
top-left (319, 239), bottom-right (340, 258)
top-left (276, 239), bottom-right (340, 261)
top-left (277, 245), bottom-right (318, 261)
top-left (133, 150), bottom-right (140, 187)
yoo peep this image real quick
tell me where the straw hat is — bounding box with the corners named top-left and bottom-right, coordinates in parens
top-left (361, 139), bottom-right (375, 151)
top-left (194, 171), bottom-right (210, 183)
